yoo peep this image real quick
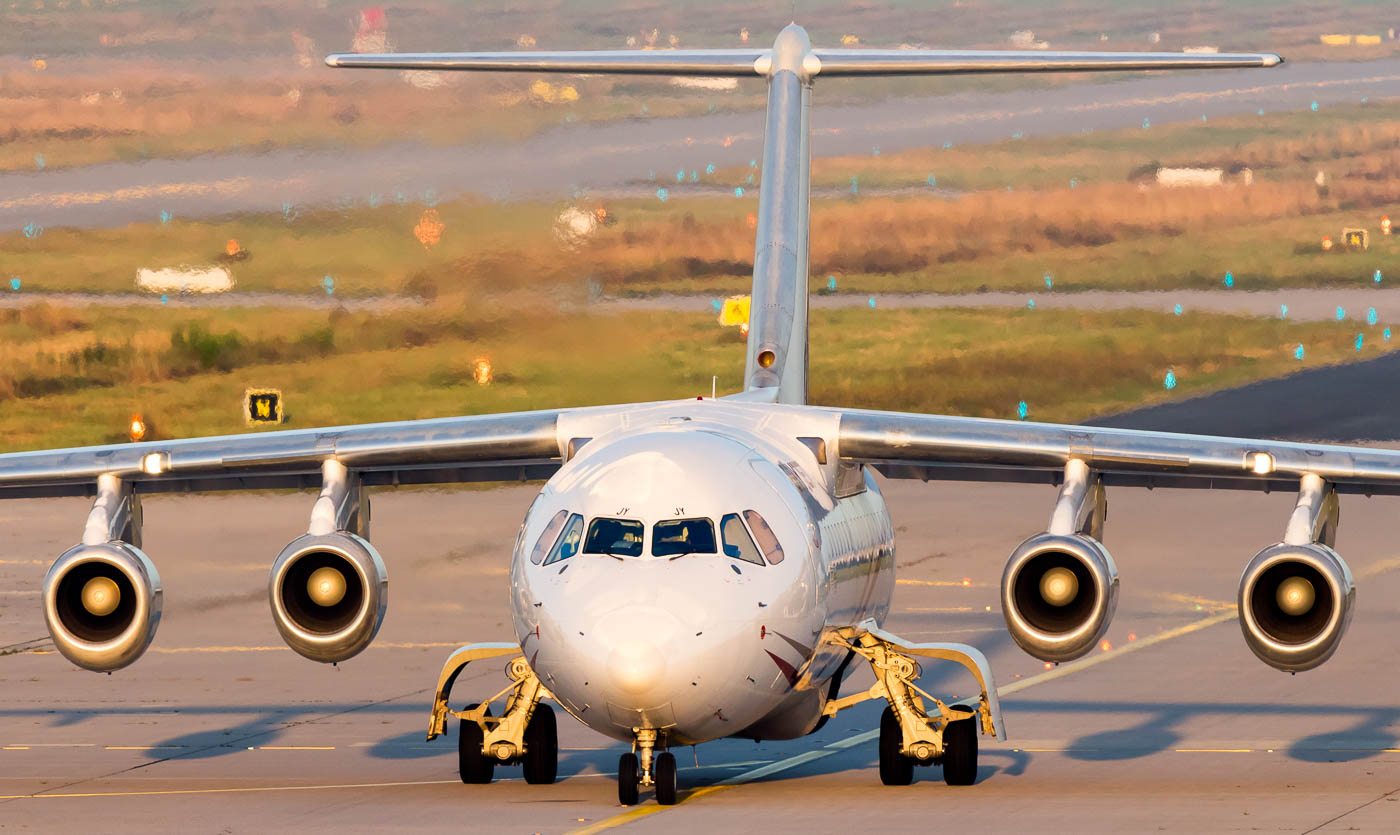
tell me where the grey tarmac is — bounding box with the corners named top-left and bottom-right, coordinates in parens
top-left (3, 465), bottom-right (1400, 832)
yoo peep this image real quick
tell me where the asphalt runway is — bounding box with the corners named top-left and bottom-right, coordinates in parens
top-left (3, 471), bottom-right (1400, 832)
top-left (4, 56), bottom-right (1397, 230)
top-left (1090, 348), bottom-right (1400, 442)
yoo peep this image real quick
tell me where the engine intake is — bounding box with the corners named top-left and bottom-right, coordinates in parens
top-left (44, 541), bottom-right (162, 672)
top-left (1002, 532), bottom-right (1118, 663)
top-left (1239, 542), bottom-right (1353, 672)
top-left (1001, 460), bottom-right (1117, 662)
top-left (270, 532), bottom-right (387, 663)
top-left (1239, 473), bottom-right (1353, 673)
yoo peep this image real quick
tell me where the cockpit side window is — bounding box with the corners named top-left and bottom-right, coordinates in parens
top-left (543, 513), bottom-right (584, 566)
top-left (529, 509), bottom-right (569, 565)
top-left (719, 514), bottom-right (764, 565)
top-left (742, 509), bottom-right (785, 565)
top-left (584, 517), bottom-right (645, 557)
top-left (652, 518), bottom-right (717, 557)
top-left (513, 496), bottom-right (542, 557)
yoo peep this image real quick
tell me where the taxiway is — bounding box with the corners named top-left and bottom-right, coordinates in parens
top-left (2, 470), bottom-right (1399, 832)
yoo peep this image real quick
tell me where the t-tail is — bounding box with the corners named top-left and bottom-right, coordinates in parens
top-left (328, 25), bottom-right (1281, 405)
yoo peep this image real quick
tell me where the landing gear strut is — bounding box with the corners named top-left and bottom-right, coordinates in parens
top-left (427, 643), bottom-right (558, 785)
top-left (617, 728), bottom-right (677, 806)
top-left (823, 621), bottom-right (1004, 787)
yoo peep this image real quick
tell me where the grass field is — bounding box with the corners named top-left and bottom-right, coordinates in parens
top-left (0, 301), bottom-right (1386, 452)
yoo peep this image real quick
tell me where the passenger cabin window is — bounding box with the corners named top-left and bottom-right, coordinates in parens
top-left (720, 514), bottom-right (764, 565)
top-left (652, 518), bottom-right (717, 557)
top-left (543, 514), bottom-right (584, 566)
top-left (530, 510), bottom-right (569, 565)
top-left (584, 517), bottom-right (644, 557)
top-left (743, 510), bottom-right (785, 565)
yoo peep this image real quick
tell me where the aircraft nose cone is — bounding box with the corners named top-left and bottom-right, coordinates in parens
top-left (608, 639), bottom-right (665, 694)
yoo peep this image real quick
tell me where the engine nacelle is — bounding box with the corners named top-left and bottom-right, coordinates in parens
top-left (269, 532), bottom-right (387, 663)
top-left (43, 541), bottom-right (162, 672)
top-left (1001, 532), bottom-right (1119, 663)
top-left (1239, 542), bottom-right (1354, 673)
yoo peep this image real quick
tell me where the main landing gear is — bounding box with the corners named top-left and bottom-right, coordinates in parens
top-left (617, 728), bottom-right (677, 806)
top-left (823, 621), bottom-right (1005, 787)
top-left (426, 643), bottom-right (558, 785)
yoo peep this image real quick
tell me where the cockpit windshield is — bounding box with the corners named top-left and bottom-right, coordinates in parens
top-left (583, 517), bottom-right (645, 557)
top-left (652, 518), bottom-right (717, 557)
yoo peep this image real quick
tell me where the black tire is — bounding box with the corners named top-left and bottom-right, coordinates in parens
top-left (942, 706), bottom-right (979, 786)
top-left (618, 753), bottom-right (640, 806)
top-left (458, 703), bottom-right (494, 784)
top-left (654, 752), bottom-right (678, 806)
top-left (522, 704), bottom-right (558, 785)
top-left (878, 706), bottom-right (914, 786)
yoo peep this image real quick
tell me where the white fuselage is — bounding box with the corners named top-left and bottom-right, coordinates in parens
top-left (508, 400), bottom-right (895, 745)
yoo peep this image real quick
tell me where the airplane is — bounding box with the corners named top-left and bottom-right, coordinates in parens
top-left (8, 24), bottom-right (1374, 807)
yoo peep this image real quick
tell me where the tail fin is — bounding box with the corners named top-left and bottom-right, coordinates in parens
top-left (328, 27), bottom-right (1281, 405)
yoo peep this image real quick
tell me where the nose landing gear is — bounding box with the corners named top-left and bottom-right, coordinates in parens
top-left (618, 728), bottom-right (678, 806)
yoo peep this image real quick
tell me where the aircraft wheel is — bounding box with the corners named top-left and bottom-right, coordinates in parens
top-left (522, 704), bottom-right (558, 785)
top-left (617, 752), bottom-right (640, 806)
top-left (878, 706), bottom-right (914, 786)
top-left (654, 751), bottom-right (678, 805)
top-left (942, 705), bottom-right (979, 786)
top-left (458, 703), bottom-right (494, 784)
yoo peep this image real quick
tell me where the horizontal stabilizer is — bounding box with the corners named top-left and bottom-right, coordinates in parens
top-left (325, 50), bottom-right (767, 76)
top-left (328, 47), bottom-right (1281, 79)
top-left (808, 49), bottom-right (1282, 76)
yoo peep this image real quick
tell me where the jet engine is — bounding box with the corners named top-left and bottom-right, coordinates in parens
top-left (1238, 474), bottom-right (1354, 673)
top-left (1002, 532), bottom-right (1118, 663)
top-left (43, 475), bottom-right (162, 672)
top-left (269, 461), bottom-right (387, 663)
top-left (1001, 459), bottom-right (1118, 663)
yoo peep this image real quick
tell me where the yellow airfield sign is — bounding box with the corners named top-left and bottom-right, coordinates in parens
top-left (718, 295), bottom-right (751, 327)
top-left (244, 388), bottom-right (284, 426)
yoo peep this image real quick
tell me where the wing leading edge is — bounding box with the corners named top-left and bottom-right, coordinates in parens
top-left (0, 410), bottom-right (564, 500)
top-left (832, 408), bottom-right (1400, 495)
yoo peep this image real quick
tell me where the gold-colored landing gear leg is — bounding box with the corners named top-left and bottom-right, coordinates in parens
top-left (426, 642), bottom-right (559, 786)
top-left (822, 620), bottom-right (1005, 787)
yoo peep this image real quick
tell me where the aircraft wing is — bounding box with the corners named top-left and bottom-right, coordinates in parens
top-left (831, 407), bottom-right (1400, 495)
top-left (0, 410), bottom-right (564, 500)
top-left (808, 49), bottom-right (1280, 76)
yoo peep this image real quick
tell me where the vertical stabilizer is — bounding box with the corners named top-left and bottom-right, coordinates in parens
top-left (741, 24), bottom-right (815, 405)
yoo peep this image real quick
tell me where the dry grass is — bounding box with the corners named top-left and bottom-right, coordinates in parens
top-left (0, 300), bottom-right (1388, 452)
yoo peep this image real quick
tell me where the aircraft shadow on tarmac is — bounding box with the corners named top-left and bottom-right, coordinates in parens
top-left (1011, 699), bottom-right (1400, 764)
